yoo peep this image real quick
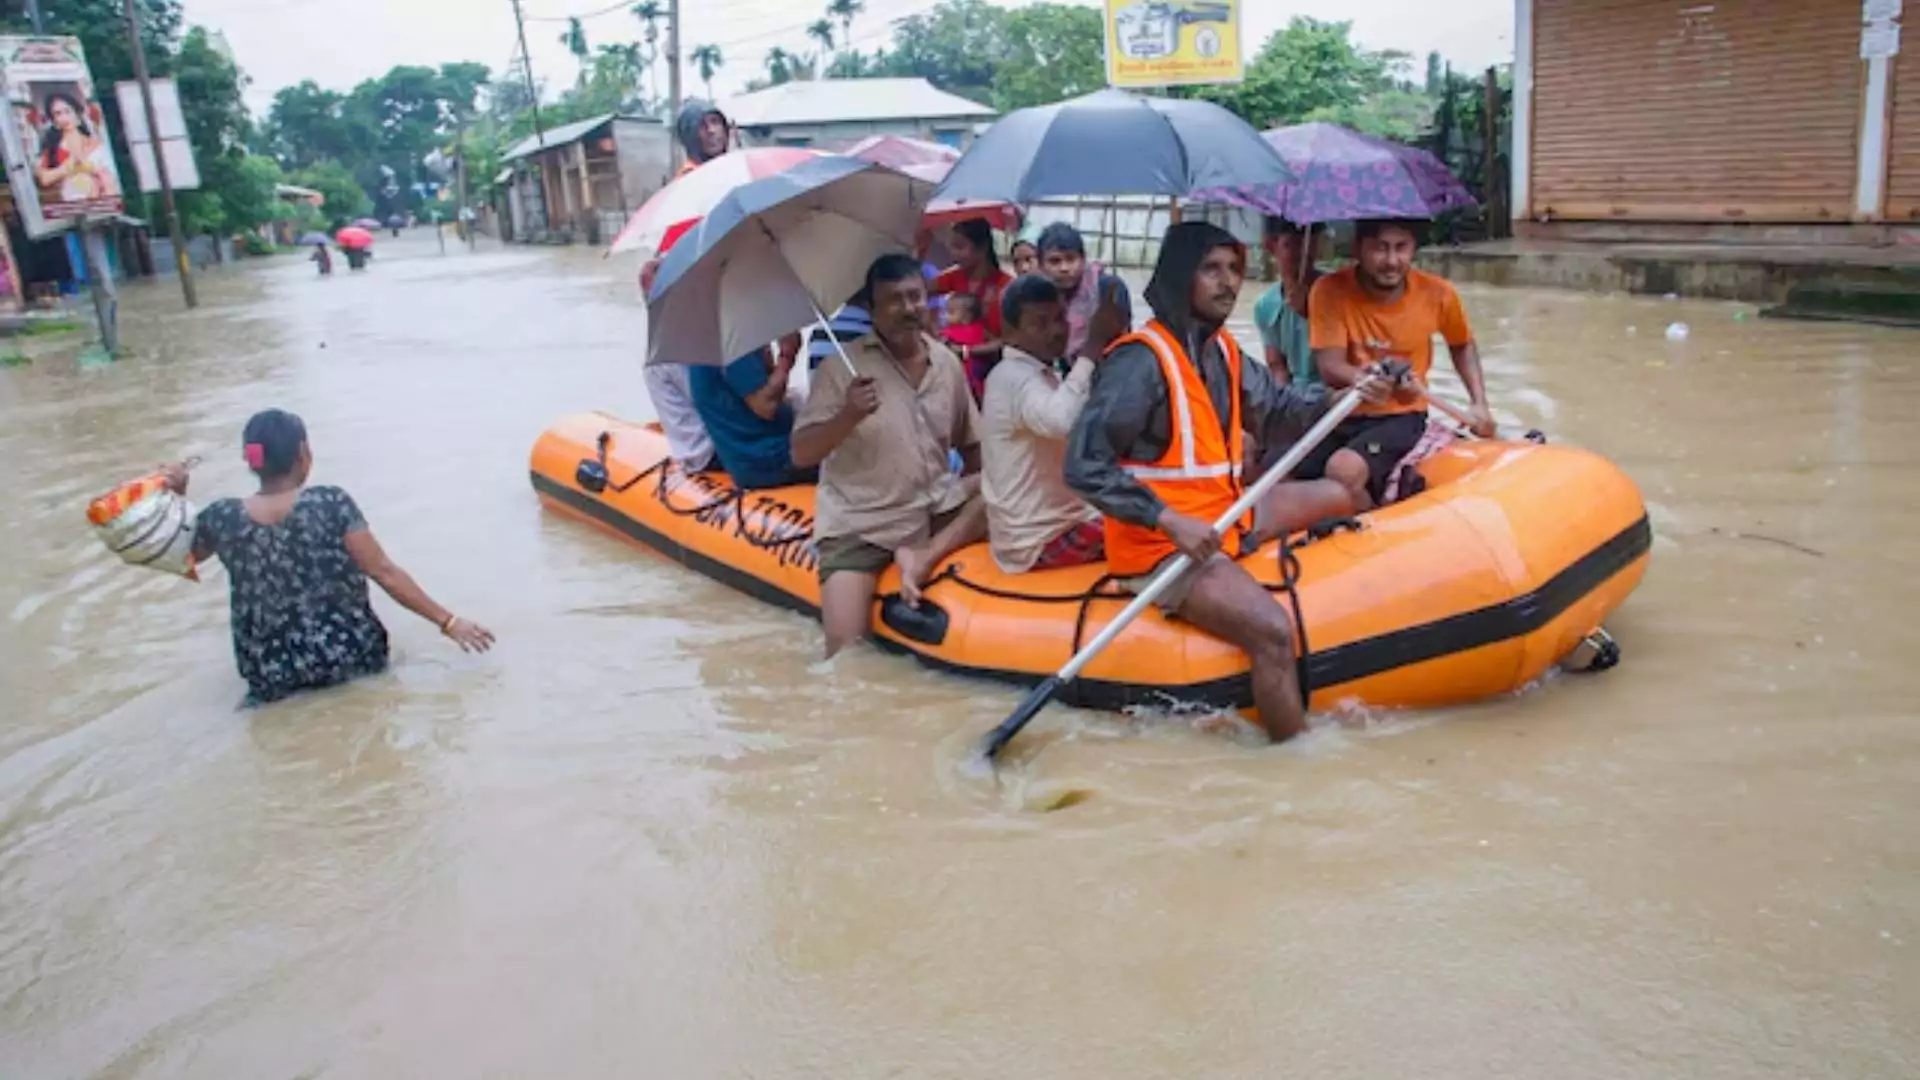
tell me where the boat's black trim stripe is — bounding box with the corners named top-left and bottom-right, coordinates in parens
top-left (532, 472), bottom-right (1651, 712)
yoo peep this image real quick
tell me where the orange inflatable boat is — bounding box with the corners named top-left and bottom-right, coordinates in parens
top-left (530, 412), bottom-right (1650, 714)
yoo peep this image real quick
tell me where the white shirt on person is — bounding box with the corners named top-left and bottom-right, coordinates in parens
top-left (980, 345), bottom-right (1099, 572)
top-left (644, 363), bottom-right (714, 471)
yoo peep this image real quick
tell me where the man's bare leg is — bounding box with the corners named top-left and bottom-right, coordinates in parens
top-left (1248, 478), bottom-right (1355, 548)
top-left (821, 570), bottom-right (880, 658)
top-left (1174, 556), bottom-right (1308, 741)
top-left (1324, 448), bottom-right (1375, 512)
top-left (894, 496), bottom-right (988, 606)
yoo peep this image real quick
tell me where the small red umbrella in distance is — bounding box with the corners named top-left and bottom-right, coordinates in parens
top-left (335, 226), bottom-right (375, 250)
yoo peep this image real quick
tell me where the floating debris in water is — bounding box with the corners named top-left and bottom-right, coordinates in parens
top-left (0, 350), bottom-right (27, 367)
top-left (1665, 322), bottom-right (1690, 341)
top-left (1038, 787), bottom-right (1094, 813)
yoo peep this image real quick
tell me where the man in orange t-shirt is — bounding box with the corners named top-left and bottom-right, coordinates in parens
top-left (1302, 219), bottom-right (1494, 510)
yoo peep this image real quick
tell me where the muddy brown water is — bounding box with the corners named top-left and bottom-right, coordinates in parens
top-left (2, 233), bottom-right (1915, 1077)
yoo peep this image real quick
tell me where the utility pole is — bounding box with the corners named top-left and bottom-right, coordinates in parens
top-left (509, 0), bottom-right (545, 147)
top-left (457, 123), bottom-right (473, 251)
top-left (665, 0), bottom-right (682, 172)
top-left (508, 0), bottom-right (549, 234)
top-left (25, 0), bottom-right (44, 33)
top-left (124, 0), bottom-right (196, 308)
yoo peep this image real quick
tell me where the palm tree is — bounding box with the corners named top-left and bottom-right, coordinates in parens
top-left (632, 1), bottom-right (666, 103)
top-left (691, 44), bottom-right (724, 101)
top-left (559, 17), bottom-right (590, 86)
top-left (765, 46), bottom-right (793, 86)
top-left (826, 0), bottom-right (863, 53)
top-left (597, 43), bottom-right (646, 109)
top-left (807, 19), bottom-right (836, 56)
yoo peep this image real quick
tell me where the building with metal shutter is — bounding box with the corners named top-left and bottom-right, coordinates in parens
top-left (1513, 0), bottom-right (1917, 238)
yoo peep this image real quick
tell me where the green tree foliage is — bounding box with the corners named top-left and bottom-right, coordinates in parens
top-left (992, 4), bottom-right (1107, 111)
top-left (559, 17), bottom-right (590, 83)
top-left (826, 0), bottom-right (864, 49)
top-left (691, 44), bottom-right (724, 100)
top-left (263, 81), bottom-right (370, 169)
top-left (807, 19), bottom-right (837, 55)
top-left (171, 27), bottom-right (272, 236)
top-left (1191, 18), bottom-right (1398, 131)
top-left (875, 0), bottom-right (1006, 104)
top-left (266, 64), bottom-right (491, 214)
top-left (288, 161), bottom-right (371, 224)
top-left (1306, 90), bottom-right (1435, 143)
top-left (0, 1), bottom-right (182, 97)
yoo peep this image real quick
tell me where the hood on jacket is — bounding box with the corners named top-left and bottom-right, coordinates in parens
top-left (675, 98), bottom-right (729, 166)
top-left (1143, 220), bottom-right (1245, 347)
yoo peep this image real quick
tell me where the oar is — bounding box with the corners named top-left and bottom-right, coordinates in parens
top-left (1424, 393), bottom-right (1546, 444)
top-left (975, 387), bottom-right (1370, 764)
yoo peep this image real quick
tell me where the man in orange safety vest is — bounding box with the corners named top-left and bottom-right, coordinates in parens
top-left (1065, 222), bottom-right (1387, 741)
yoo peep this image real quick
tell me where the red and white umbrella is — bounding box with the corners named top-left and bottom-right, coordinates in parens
top-left (845, 136), bottom-right (1020, 232)
top-left (606, 146), bottom-right (824, 258)
top-left (841, 134), bottom-right (960, 171)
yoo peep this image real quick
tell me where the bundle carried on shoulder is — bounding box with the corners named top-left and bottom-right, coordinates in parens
top-left (86, 469), bottom-right (199, 579)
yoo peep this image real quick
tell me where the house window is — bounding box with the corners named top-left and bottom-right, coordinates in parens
top-left (932, 130), bottom-right (963, 148)
top-left (777, 136), bottom-right (812, 147)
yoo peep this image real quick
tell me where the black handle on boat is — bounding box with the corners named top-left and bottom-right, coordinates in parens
top-left (972, 387), bottom-right (1370, 766)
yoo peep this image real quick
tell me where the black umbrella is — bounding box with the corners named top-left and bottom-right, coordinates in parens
top-left (932, 88), bottom-right (1295, 205)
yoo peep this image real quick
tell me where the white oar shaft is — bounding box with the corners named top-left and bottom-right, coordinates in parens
top-left (1055, 389), bottom-right (1366, 684)
top-left (1426, 394), bottom-right (1478, 431)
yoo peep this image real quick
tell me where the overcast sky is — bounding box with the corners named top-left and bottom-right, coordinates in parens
top-left (181, 0), bottom-right (1513, 117)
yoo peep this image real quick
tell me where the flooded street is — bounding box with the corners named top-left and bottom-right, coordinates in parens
top-left (2, 231), bottom-right (1916, 1077)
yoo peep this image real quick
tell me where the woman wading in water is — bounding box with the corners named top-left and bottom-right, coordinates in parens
top-left (162, 409), bottom-right (493, 704)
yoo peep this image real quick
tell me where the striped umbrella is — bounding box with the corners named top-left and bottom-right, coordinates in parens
top-left (645, 155), bottom-right (933, 370)
top-left (606, 146), bottom-right (825, 258)
top-left (844, 136), bottom-right (1019, 232)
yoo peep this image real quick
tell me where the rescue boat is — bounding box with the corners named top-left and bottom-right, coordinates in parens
top-left (529, 412), bottom-right (1650, 713)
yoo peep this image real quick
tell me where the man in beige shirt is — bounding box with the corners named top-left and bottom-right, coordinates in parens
top-left (981, 274), bottom-right (1130, 573)
top-left (792, 254), bottom-right (986, 658)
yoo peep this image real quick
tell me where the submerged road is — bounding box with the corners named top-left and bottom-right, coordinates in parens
top-left (1, 230), bottom-right (1915, 1077)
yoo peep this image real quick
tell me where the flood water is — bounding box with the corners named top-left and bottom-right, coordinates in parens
top-left (2, 232), bottom-right (1915, 1077)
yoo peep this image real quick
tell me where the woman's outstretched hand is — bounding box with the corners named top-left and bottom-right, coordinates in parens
top-left (443, 617), bottom-right (496, 653)
top-left (158, 461), bottom-right (191, 495)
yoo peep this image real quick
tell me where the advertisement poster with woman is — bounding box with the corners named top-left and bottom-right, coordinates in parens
top-left (0, 36), bottom-right (125, 238)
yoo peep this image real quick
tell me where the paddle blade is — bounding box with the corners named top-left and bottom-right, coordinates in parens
top-left (976, 676), bottom-right (1064, 764)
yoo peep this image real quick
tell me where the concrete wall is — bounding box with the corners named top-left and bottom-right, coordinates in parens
top-left (736, 118), bottom-right (980, 150)
top-left (613, 119), bottom-right (673, 211)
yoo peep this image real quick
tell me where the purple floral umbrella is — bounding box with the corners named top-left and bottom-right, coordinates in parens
top-left (1193, 121), bottom-right (1477, 225)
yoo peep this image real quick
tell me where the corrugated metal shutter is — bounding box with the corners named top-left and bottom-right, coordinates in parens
top-left (1886, 55), bottom-right (1920, 219)
top-left (1532, 0), bottom-right (1862, 222)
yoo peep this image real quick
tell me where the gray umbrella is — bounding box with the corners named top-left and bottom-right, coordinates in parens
top-left (932, 88), bottom-right (1295, 205)
top-left (646, 155), bottom-right (933, 368)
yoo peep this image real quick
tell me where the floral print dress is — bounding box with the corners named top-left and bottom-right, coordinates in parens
top-left (195, 485), bottom-right (389, 704)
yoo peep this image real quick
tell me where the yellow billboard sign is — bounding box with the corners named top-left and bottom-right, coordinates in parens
top-left (1103, 0), bottom-right (1244, 89)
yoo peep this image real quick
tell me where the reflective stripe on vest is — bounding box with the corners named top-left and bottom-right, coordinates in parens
top-left (1100, 321), bottom-right (1250, 577)
top-left (1116, 322), bottom-right (1244, 486)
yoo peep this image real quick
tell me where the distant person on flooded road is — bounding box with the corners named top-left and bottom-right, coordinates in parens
top-left (310, 243), bottom-right (331, 276)
top-left (161, 409), bottom-right (493, 705)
